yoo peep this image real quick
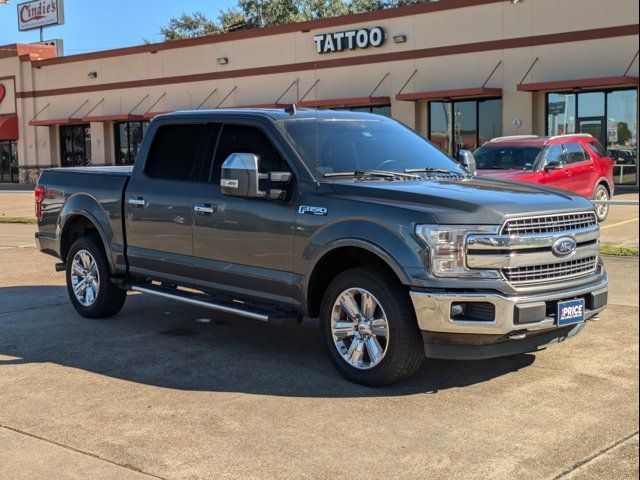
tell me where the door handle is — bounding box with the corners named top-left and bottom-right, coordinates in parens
top-left (194, 204), bottom-right (215, 214)
top-left (127, 196), bottom-right (146, 207)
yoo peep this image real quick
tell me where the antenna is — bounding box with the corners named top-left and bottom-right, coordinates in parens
top-left (314, 63), bottom-right (320, 187)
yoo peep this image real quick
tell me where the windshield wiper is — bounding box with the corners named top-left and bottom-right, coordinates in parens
top-left (404, 167), bottom-right (463, 175)
top-left (324, 170), bottom-right (420, 179)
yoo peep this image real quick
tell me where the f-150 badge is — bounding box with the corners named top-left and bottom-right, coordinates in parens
top-left (298, 206), bottom-right (328, 216)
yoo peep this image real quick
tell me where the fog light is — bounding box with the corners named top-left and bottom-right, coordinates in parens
top-left (451, 303), bottom-right (466, 318)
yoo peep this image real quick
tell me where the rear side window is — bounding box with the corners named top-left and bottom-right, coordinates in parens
top-left (588, 140), bottom-right (607, 157)
top-left (563, 142), bottom-right (588, 164)
top-left (145, 124), bottom-right (208, 181)
top-left (211, 124), bottom-right (290, 182)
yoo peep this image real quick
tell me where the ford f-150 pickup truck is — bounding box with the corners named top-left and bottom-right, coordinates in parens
top-left (35, 109), bottom-right (608, 386)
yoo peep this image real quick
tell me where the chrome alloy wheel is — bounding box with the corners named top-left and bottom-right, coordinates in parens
top-left (71, 249), bottom-right (100, 307)
top-left (331, 288), bottom-right (389, 370)
top-left (595, 188), bottom-right (609, 220)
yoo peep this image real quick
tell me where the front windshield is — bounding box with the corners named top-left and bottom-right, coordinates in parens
top-left (473, 144), bottom-right (543, 171)
top-left (279, 117), bottom-right (466, 177)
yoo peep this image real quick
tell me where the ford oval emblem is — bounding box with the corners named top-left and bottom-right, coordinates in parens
top-left (552, 237), bottom-right (577, 257)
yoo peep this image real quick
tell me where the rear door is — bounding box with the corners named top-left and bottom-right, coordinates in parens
top-left (190, 121), bottom-right (299, 306)
top-left (564, 141), bottom-right (593, 197)
top-left (539, 144), bottom-right (573, 191)
top-left (125, 123), bottom-right (210, 287)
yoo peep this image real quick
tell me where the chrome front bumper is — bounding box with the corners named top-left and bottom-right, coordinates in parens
top-left (410, 275), bottom-right (608, 336)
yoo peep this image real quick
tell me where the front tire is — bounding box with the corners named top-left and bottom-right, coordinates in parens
top-left (593, 184), bottom-right (610, 222)
top-left (320, 267), bottom-right (424, 386)
top-left (66, 236), bottom-right (127, 318)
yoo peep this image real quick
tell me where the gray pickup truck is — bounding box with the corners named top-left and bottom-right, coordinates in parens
top-left (35, 109), bottom-right (608, 386)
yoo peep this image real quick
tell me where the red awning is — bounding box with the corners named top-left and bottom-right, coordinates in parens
top-left (396, 87), bottom-right (502, 102)
top-left (142, 111), bottom-right (170, 120)
top-left (298, 96), bottom-right (391, 109)
top-left (517, 76), bottom-right (639, 92)
top-left (82, 113), bottom-right (146, 122)
top-left (0, 115), bottom-right (19, 140)
top-left (29, 117), bottom-right (84, 127)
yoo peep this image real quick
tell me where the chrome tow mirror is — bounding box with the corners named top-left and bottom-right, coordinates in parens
top-left (458, 150), bottom-right (477, 176)
top-left (221, 153), bottom-right (291, 200)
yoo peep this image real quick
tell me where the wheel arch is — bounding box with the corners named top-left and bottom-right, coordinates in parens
top-left (593, 177), bottom-right (612, 197)
top-left (305, 240), bottom-right (411, 318)
top-left (59, 208), bottom-right (113, 273)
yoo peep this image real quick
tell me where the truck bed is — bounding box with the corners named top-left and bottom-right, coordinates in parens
top-left (36, 166), bottom-right (132, 274)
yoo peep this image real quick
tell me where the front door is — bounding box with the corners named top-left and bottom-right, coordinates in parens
top-left (125, 123), bottom-right (210, 287)
top-left (538, 144), bottom-right (574, 192)
top-left (578, 117), bottom-right (606, 147)
top-left (0, 141), bottom-right (18, 183)
top-left (191, 123), bottom-right (297, 307)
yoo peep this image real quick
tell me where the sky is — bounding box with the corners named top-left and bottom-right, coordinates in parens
top-left (0, 0), bottom-right (237, 54)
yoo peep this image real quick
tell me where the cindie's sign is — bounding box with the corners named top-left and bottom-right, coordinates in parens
top-left (314, 27), bottom-right (385, 54)
top-left (17, 0), bottom-right (64, 32)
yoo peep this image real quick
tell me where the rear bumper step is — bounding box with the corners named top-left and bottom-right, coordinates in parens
top-left (131, 284), bottom-right (301, 325)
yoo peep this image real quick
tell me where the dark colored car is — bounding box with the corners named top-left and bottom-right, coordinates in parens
top-left (35, 110), bottom-right (608, 386)
top-left (607, 148), bottom-right (636, 165)
top-left (474, 134), bottom-right (614, 221)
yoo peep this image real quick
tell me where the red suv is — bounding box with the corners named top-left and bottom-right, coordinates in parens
top-left (474, 134), bottom-right (614, 221)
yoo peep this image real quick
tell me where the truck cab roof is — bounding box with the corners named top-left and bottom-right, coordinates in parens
top-left (154, 108), bottom-right (384, 122)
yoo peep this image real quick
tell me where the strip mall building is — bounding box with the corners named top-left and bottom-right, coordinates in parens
top-left (1, 0), bottom-right (638, 185)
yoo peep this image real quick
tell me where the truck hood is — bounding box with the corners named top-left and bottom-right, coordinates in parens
top-left (327, 176), bottom-right (593, 225)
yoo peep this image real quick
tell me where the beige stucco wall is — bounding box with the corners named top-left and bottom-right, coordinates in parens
top-left (3, 0), bottom-right (639, 182)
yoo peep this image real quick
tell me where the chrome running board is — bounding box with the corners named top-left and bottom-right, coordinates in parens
top-left (132, 284), bottom-right (282, 322)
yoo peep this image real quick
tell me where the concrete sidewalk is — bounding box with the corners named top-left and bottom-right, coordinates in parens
top-left (599, 192), bottom-right (639, 247)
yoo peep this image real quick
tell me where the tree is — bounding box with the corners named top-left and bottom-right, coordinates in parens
top-left (158, 1), bottom-right (436, 41)
top-left (160, 12), bottom-right (221, 41)
top-left (617, 122), bottom-right (632, 146)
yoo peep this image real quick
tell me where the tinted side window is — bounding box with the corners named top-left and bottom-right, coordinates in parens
top-left (588, 140), bottom-right (607, 157)
top-left (543, 144), bottom-right (566, 166)
top-left (211, 124), bottom-right (290, 182)
top-left (563, 142), bottom-right (587, 164)
top-left (145, 124), bottom-right (208, 181)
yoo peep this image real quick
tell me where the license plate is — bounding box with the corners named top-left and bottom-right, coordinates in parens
top-left (557, 298), bottom-right (585, 326)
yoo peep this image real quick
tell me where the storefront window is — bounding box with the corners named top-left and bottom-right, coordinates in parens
top-left (546, 88), bottom-right (637, 185)
top-left (429, 98), bottom-right (502, 156)
top-left (0, 140), bottom-right (19, 183)
top-left (115, 121), bottom-right (150, 165)
top-left (547, 93), bottom-right (576, 136)
top-left (478, 99), bottom-right (502, 145)
top-left (607, 90), bottom-right (637, 185)
top-left (429, 101), bottom-right (452, 153)
top-left (60, 125), bottom-right (92, 167)
top-left (578, 91), bottom-right (605, 117)
top-left (454, 101), bottom-right (477, 152)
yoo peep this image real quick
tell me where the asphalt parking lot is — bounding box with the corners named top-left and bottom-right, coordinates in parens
top-left (0, 220), bottom-right (638, 479)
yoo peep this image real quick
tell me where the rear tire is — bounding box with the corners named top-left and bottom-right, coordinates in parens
top-left (65, 236), bottom-right (126, 318)
top-left (320, 267), bottom-right (424, 386)
top-left (593, 184), bottom-right (610, 222)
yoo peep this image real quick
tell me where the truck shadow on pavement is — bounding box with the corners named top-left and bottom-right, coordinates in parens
top-left (0, 285), bottom-right (535, 397)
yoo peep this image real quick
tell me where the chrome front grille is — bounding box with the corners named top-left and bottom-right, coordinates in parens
top-left (466, 211), bottom-right (601, 289)
top-left (502, 212), bottom-right (597, 235)
top-left (502, 256), bottom-right (598, 286)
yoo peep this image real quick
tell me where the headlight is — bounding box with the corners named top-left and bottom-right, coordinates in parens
top-left (415, 225), bottom-right (500, 278)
